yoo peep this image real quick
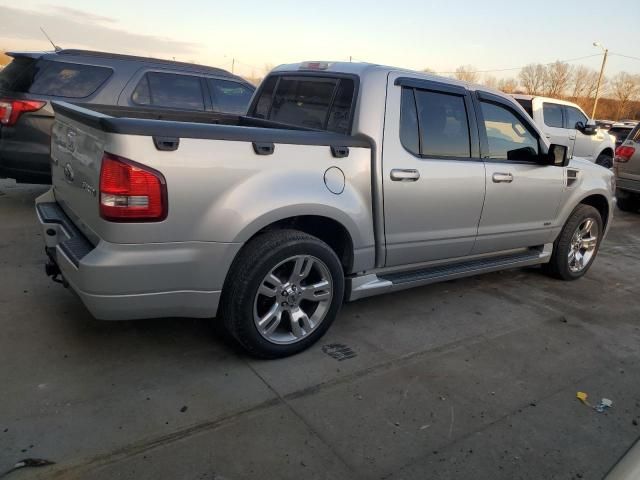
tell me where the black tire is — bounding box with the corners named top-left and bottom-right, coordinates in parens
top-left (596, 153), bottom-right (613, 169)
top-left (220, 229), bottom-right (344, 358)
top-left (616, 191), bottom-right (639, 212)
top-left (542, 204), bottom-right (603, 281)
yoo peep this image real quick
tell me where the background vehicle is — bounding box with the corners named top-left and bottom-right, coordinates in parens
top-left (513, 94), bottom-right (615, 168)
top-left (37, 62), bottom-right (614, 358)
top-left (614, 122), bottom-right (640, 212)
top-left (0, 49), bottom-right (255, 184)
top-left (609, 122), bottom-right (635, 148)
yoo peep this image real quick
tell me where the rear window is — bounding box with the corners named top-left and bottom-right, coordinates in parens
top-left (0, 58), bottom-right (111, 98)
top-left (543, 102), bottom-right (564, 128)
top-left (609, 127), bottom-right (633, 143)
top-left (208, 79), bottom-right (254, 114)
top-left (251, 75), bottom-right (356, 134)
top-left (0, 57), bottom-right (36, 91)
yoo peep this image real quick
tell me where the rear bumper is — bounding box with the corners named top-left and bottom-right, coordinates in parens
top-left (616, 176), bottom-right (640, 194)
top-left (36, 191), bottom-right (241, 320)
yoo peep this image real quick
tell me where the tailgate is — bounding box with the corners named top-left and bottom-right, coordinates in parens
top-left (50, 103), bottom-right (108, 243)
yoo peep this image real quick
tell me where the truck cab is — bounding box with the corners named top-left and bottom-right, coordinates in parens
top-left (512, 94), bottom-right (615, 168)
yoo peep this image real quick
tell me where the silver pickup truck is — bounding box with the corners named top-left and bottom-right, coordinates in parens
top-left (37, 62), bottom-right (615, 358)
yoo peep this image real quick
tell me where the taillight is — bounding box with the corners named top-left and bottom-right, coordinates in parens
top-left (99, 153), bottom-right (167, 222)
top-left (0, 99), bottom-right (46, 126)
top-left (615, 145), bottom-right (635, 163)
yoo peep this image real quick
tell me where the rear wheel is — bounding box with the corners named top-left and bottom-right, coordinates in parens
top-left (543, 205), bottom-right (603, 280)
top-left (220, 230), bottom-right (344, 358)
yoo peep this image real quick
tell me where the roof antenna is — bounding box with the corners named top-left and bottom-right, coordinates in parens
top-left (40, 27), bottom-right (62, 52)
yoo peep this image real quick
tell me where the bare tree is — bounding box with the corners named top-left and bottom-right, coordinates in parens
top-left (519, 63), bottom-right (547, 95)
top-left (497, 77), bottom-right (519, 94)
top-left (543, 61), bottom-right (572, 98)
top-left (569, 65), bottom-right (600, 101)
top-left (611, 72), bottom-right (640, 120)
top-left (422, 67), bottom-right (435, 74)
top-left (482, 75), bottom-right (499, 89)
top-left (453, 65), bottom-right (480, 83)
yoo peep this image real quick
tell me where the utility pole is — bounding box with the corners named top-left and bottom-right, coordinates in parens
top-left (232, 58), bottom-right (235, 74)
top-left (349, 56), bottom-right (352, 63)
top-left (592, 42), bottom-right (608, 119)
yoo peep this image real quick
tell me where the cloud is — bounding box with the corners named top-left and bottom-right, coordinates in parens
top-left (0, 5), bottom-right (200, 58)
top-left (44, 5), bottom-right (117, 24)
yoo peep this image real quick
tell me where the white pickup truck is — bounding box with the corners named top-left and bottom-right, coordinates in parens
top-left (37, 62), bottom-right (614, 358)
top-left (513, 95), bottom-right (615, 168)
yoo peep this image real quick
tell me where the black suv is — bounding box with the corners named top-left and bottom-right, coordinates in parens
top-left (0, 49), bottom-right (255, 184)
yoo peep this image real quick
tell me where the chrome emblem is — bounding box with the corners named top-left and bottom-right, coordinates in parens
top-left (63, 163), bottom-right (75, 183)
top-left (82, 181), bottom-right (97, 197)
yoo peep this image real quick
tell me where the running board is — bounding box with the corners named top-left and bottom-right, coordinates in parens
top-left (347, 246), bottom-right (552, 301)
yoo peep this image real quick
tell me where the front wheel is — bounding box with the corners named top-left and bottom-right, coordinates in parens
top-left (542, 204), bottom-right (603, 281)
top-left (596, 154), bottom-right (613, 169)
top-left (220, 230), bottom-right (344, 358)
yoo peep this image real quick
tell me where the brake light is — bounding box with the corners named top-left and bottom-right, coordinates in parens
top-left (0, 99), bottom-right (46, 126)
top-left (615, 145), bottom-right (635, 163)
top-left (99, 153), bottom-right (167, 222)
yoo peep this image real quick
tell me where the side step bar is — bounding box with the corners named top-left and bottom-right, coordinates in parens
top-left (347, 246), bottom-right (552, 301)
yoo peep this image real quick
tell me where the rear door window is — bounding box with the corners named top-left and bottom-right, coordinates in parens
top-left (400, 86), bottom-right (471, 158)
top-left (132, 72), bottom-right (205, 111)
top-left (1, 59), bottom-right (111, 98)
top-left (251, 75), bottom-right (356, 134)
top-left (208, 79), bottom-right (254, 114)
top-left (543, 102), bottom-right (564, 128)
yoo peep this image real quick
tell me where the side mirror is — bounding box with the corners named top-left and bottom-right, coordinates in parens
top-left (547, 144), bottom-right (569, 166)
top-left (576, 120), bottom-right (597, 136)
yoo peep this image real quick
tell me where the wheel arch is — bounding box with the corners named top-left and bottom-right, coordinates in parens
top-left (598, 147), bottom-right (614, 159)
top-left (580, 193), bottom-right (610, 230)
top-left (235, 213), bottom-right (357, 274)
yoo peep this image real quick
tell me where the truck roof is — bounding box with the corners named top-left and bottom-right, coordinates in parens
top-left (272, 61), bottom-right (500, 93)
top-left (6, 49), bottom-right (246, 82)
top-left (511, 93), bottom-right (583, 109)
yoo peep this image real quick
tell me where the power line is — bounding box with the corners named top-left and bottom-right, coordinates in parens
top-left (432, 54), bottom-right (603, 75)
top-left (610, 52), bottom-right (640, 62)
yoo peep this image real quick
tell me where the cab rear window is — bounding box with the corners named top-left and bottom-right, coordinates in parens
top-left (251, 75), bottom-right (356, 134)
top-left (0, 58), bottom-right (112, 98)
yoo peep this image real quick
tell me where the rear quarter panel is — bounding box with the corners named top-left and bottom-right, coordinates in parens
top-left (54, 124), bottom-right (376, 269)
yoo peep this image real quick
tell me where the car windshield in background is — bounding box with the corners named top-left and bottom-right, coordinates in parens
top-left (252, 75), bottom-right (355, 134)
top-left (609, 127), bottom-right (633, 144)
top-left (1, 59), bottom-right (112, 98)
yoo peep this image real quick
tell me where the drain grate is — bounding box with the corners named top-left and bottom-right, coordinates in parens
top-left (322, 343), bottom-right (357, 361)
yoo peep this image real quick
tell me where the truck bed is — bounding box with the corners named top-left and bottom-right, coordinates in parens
top-left (56, 103), bottom-right (370, 146)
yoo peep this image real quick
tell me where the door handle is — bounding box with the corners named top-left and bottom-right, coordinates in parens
top-left (545, 134), bottom-right (551, 139)
top-left (568, 135), bottom-right (576, 140)
top-left (390, 169), bottom-right (420, 181)
top-left (492, 172), bottom-right (513, 183)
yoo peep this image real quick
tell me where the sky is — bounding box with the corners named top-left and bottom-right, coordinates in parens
top-left (1, 0), bottom-right (639, 79)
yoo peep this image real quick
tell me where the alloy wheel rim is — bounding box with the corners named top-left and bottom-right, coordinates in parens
top-left (568, 217), bottom-right (599, 273)
top-left (253, 255), bottom-right (333, 345)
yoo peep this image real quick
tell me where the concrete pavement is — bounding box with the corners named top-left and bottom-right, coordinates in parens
top-left (1, 178), bottom-right (639, 479)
